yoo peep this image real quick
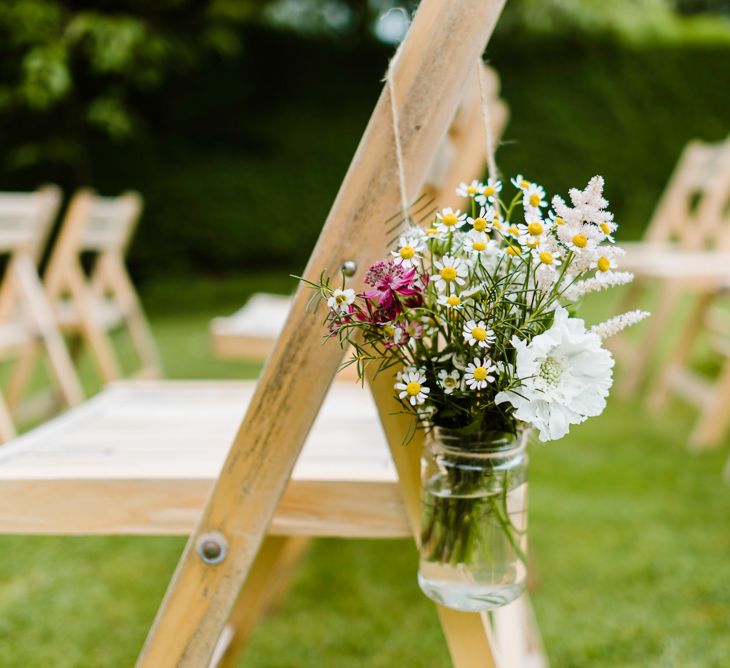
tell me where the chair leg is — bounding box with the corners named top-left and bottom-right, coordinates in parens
top-left (0, 392), bottom-right (17, 443)
top-left (647, 289), bottom-right (715, 414)
top-left (689, 357), bottom-right (730, 450)
top-left (125, 306), bottom-right (163, 378)
top-left (617, 281), bottom-right (683, 397)
top-left (5, 341), bottom-right (40, 412)
top-left (210, 536), bottom-right (310, 668)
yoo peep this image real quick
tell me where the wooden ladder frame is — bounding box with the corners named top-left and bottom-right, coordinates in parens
top-left (137, 2), bottom-right (542, 665)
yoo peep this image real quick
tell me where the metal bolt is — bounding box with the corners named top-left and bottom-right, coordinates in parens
top-left (341, 260), bottom-right (358, 277)
top-left (196, 532), bottom-right (228, 565)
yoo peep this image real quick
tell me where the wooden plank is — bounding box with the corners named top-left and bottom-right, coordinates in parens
top-left (136, 2), bottom-right (506, 665)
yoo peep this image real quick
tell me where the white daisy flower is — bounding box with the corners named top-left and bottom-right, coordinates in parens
top-left (557, 223), bottom-right (598, 254)
top-left (464, 357), bottom-right (497, 390)
top-left (431, 255), bottom-right (467, 293)
top-left (456, 180), bottom-right (484, 198)
top-left (511, 174), bottom-right (531, 190)
top-left (548, 210), bottom-right (568, 227)
top-left (327, 288), bottom-right (356, 314)
top-left (463, 320), bottom-right (496, 348)
top-left (437, 368), bottom-right (462, 395)
top-left (391, 234), bottom-right (424, 268)
top-left (462, 231), bottom-right (494, 259)
top-left (437, 294), bottom-right (466, 310)
top-left (434, 207), bottom-right (467, 234)
top-left (475, 178), bottom-right (503, 205)
top-left (395, 367), bottom-right (430, 406)
top-left (531, 246), bottom-right (562, 268)
top-left (590, 245), bottom-right (624, 276)
top-left (597, 218), bottom-right (618, 242)
top-left (517, 216), bottom-right (550, 248)
top-left (523, 182), bottom-right (547, 210)
top-left (466, 205), bottom-right (497, 234)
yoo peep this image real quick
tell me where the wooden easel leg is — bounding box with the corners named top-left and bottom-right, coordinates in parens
top-left (210, 536), bottom-right (310, 668)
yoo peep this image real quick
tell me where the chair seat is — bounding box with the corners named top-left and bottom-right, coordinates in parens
top-left (620, 243), bottom-right (730, 285)
top-left (210, 293), bottom-right (292, 360)
top-left (0, 380), bottom-right (409, 538)
top-left (55, 297), bottom-right (125, 330)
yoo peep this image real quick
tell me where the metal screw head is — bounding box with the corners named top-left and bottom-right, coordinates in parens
top-left (341, 260), bottom-right (357, 277)
top-left (196, 532), bottom-right (228, 565)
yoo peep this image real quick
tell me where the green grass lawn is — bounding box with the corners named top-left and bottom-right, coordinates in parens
top-left (1, 274), bottom-right (729, 667)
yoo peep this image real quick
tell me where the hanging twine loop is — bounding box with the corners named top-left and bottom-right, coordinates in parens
top-left (385, 41), bottom-right (411, 226)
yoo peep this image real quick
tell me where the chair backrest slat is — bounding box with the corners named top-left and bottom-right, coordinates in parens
top-left (0, 186), bottom-right (61, 258)
top-left (79, 192), bottom-right (142, 252)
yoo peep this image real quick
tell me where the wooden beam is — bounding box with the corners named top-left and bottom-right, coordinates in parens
top-left (137, 1), bottom-right (506, 665)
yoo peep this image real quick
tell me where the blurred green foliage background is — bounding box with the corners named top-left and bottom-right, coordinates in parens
top-left (0, 0), bottom-right (729, 282)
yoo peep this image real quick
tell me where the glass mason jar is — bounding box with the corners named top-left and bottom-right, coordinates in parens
top-left (417, 427), bottom-right (528, 612)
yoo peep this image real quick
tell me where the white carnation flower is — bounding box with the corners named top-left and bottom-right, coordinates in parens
top-left (495, 307), bottom-right (614, 442)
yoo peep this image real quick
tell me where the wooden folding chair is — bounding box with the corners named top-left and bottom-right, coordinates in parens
top-left (209, 62), bottom-right (510, 368)
top-left (647, 287), bottom-right (730, 450)
top-left (613, 135), bottom-right (730, 395)
top-left (0, 186), bottom-right (84, 439)
top-left (40, 189), bottom-right (162, 385)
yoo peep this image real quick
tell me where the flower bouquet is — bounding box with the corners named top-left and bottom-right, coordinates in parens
top-left (306, 175), bottom-right (648, 611)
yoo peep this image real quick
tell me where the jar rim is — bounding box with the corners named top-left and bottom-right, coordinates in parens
top-left (427, 427), bottom-right (528, 458)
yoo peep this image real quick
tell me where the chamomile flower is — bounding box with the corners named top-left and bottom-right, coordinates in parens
top-left (511, 174), bottom-right (531, 190)
top-left (531, 244), bottom-right (563, 269)
top-left (548, 210), bottom-right (567, 227)
top-left (517, 216), bottom-right (550, 247)
top-left (523, 183), bottom-right (547, 210)
top-left (462, 231), bottom-right (494, 258)
top-left (395, 367), bottom-right (430, 406)
top-left (437, 294), bottom-right (466, 310)
top-left (596, 218), bottom-right (617, 243)
top-left (438, 369), bottom-right (462, 395)
top-left (435, 207), bottom-right (467, 234)
top-left (475, 178), bottom-right (503, 205)
top-left (391, 234), bottom-right (424, 268)
top-left (590, 245), bottom-right (624, 276)
top-left (464, 357), bottom-right (497, 390)
top-left (327, 288), bottom-right (356, 314)
top-left (557, 223), bottom-right (598, 254)
top-left (463, 320), bottom-right (496, 348)
top-left (467, 205), bottom-right (496, 233)
top-left (431, 255), bottom-right (467, 293)
top-left (456, 180), bottom-right (484, 198)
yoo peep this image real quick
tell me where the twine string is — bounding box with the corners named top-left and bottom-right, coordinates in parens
top-left (386, 44), bottom-right (410, 225)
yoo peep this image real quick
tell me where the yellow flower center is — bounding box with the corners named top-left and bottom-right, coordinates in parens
top-left (440, 266), bottom-right (457, 281)
top-left (466, 186), bottom-right (478, 195)
top-left (472, 240), bottom-right (487, 251)
top-left (597, 257), bottom-right (611, 272)
top-left (442, 213), bottom-right (458, 227)
top-left (473, 217), bottom-right (487, 232)
top-left (384, 325), bottom-right (395, 337)
top-left (572, 234), bottom-right (588, 248)
top-left (405, 381), bottom-right (422, 396)
top-left (471, 326), bottom-right (488, 341)
top-left (529, 194), bottom-right (542, 207)
top-left (554, 216), bottom-right (565, 225)
top-left (473, 366), bottom-right (487, 381)
top-left (539, 251), bottom-right (554, 265)
top-left (600, 222), bottom-right (611, 234)
top-left (335, 293), bottom-right (348, 304)
top-left (519, 180), bottom-right (530, 189)
top-left (399, 245), bottom-right (415, 259)
top-left (527, 222), bottom-right (543, 236)
top-left (507, 225), bottom-right (519, 236)
top-left (447, 295), bottom-right (461, 306)
top-left (483, 185), bottom-right (495, 197)
top-left (506, 246), bottom-right (520, 256)
top-left (426, 227), bottom-right (439, 236)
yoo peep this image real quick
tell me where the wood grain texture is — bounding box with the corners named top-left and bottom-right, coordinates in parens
top-left (137, 1), bottom-right (507, 665)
